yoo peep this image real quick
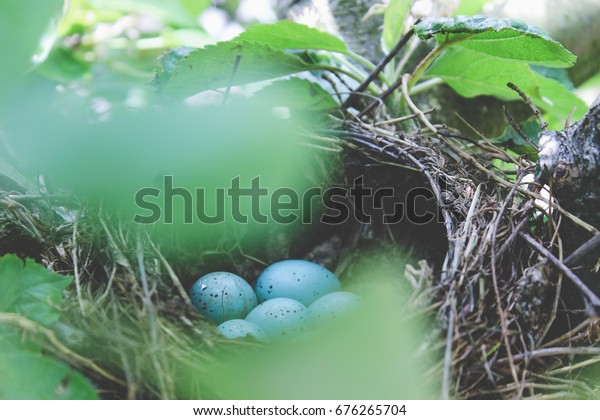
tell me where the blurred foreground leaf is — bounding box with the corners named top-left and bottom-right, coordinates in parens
top-left (252, 78), bottom-right (339, 111)
top-left (0, 255), bottom-right (98, 400)
top-left (191, 259), bottom-right (438, 399)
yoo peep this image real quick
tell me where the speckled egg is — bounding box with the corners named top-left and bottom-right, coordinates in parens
top-left (217, 319), bottom-right (269, 342)
top-left (245, 297), bottom-right (308, 339)
top-left (189, 272), bottom-right (257, 324)
top-left (255, 260), bottom-right (341, 306)
top-left (308, 291), bottom-right (362, 323)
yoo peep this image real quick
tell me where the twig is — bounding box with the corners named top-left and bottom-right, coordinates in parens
top-left (441, 300), bottom-right (455, 399)
top-left (507, 82), bottom-right (548, 130)
top-left (564, 233), bottom-right (600, 267)
top-left (542, 319), bottom-right (591, 348)
top-left (519, 232), bottom-right (600, 307)
top-left (222, 55), bottom-right (241, 106)
top-left (437, 135), bottom-right (598, 234)
top-left (373, 108), bottom-right (434, 126)
top-left (500, 346), bottom-right (600, 363)
top-left (70, 217), bottom-right (85, 314)
top-left (147, 235), bottom-right (192, 306)
top-left (343, 28), bottom-right (415, 109)
top-left (503, 105), bottom-right (539, 151)
top-left (360, 73), bottom-right (404, 117)
top-left (401, 73), bottom-right (437, 133)
top-left (135, 231), bottom-right (170, 399)
top-left (490, 179), bottom-right (524, 393)
top-left (110, 294), bottom-right (137, 398)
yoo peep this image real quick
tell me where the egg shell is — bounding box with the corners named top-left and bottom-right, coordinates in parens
top-left (189, 272), bottom-right (257, 324)
top-left (245, 297), bottom-right (308, 339)
top-left (217, 319), bottom-right (269, 342)
top-left (308, 291), bottom-right (362, 323)
top-left (255, 260), bottom-right (341, 306)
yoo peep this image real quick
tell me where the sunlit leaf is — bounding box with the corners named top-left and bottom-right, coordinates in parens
top-left (414, 15), bottom-right (576, 67)
top-left (153, 40), bottom-right (318, 99)
top-left (235, 21), bottom-right (349, 54)
top-left (383, 0), bottom-right (412, 52)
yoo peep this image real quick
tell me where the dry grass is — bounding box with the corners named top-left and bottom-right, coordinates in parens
top-left (2, 97), bottom-right (600, 399)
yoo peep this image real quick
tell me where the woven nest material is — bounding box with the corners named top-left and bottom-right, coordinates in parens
top-left (2, 107), bottom-right (600, 399)
top-left (326, 116), bottom-right (600, 399)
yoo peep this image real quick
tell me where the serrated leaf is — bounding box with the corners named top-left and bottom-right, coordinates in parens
top-left (152, 46), bottom-right (196, 92)
top-left (426, 47), bottom-right (586, 122)
top-left (234, 21), bottom-right (349, 54)
top-left (0, 254), bottom-right (72, 327)
top-left (383, 0), bottom-right (412, 52)
top-left (414, 15), bottom-right (576, 68)
top-left (252, 78), bottom-right (339, 111)
top-left (0, 329), bottom-right (98, 400)
top-left (152, 40), bottom-right (319, 99)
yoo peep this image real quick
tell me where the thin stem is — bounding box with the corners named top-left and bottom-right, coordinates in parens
top-left (347, 51), bottom-right (376, 71)
top-left (343, 28), bottom-right (415, 108)
top-left (320, 65), bottom-right (381, 95)
top-left (408, 44), bottom-right (445, 90)
top-left (410, 77), bottom-right (443, 95)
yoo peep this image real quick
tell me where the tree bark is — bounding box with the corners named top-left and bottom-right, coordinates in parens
top-left (537, 96), bottom-right (600, 225)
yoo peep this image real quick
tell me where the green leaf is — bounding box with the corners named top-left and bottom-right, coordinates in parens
top-left (426, 47), bottom-right (538, 100)
top-left (234, 21), bottom-right (349, 54)
top-left (0, 255), bottom-right (97, 399)
top-left (0, 0), bottom-right (63, 94)
top-left (383, 0), bottom-right (412, 52)
top-left (252, 78), bottom-right (339, 111)
top-left (0, 254), bottom-right (72, 327)
top-left (36, 46), bottom-right (91, 83)
top-left (531, 66), bottom-right (575, 90)
top-left (0, 329), bottom-right (98, 400)
top-left (533, 73), bottom-right (587, 121)
top-left (426, 47), bottom-right (586, 122)
top-left (152, 40), bottom-right (319, 99)
top-left (414, 15), bottom-right (576, 68)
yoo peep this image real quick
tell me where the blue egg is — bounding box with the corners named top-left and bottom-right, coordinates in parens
top-left (217, 319), bottom-right (269, 342)
top-left (308, 291), bottom-right (362, 323)
top-left (245, 297), bottom-right (307, 339)
top-left (255, 260), bottom-right (341, 306)
top-left (189, 272), bottom-right (257, 324)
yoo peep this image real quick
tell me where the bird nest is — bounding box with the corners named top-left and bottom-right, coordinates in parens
top-left (2, 97), bottom-right (600, 399)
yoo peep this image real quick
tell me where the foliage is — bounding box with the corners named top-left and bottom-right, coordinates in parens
top-left (154, 14), bottom-right (585, 124)
top-left (0, 0), bottom-right (595, 401)
top-left (0, 255), bottom-right (98, 399)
